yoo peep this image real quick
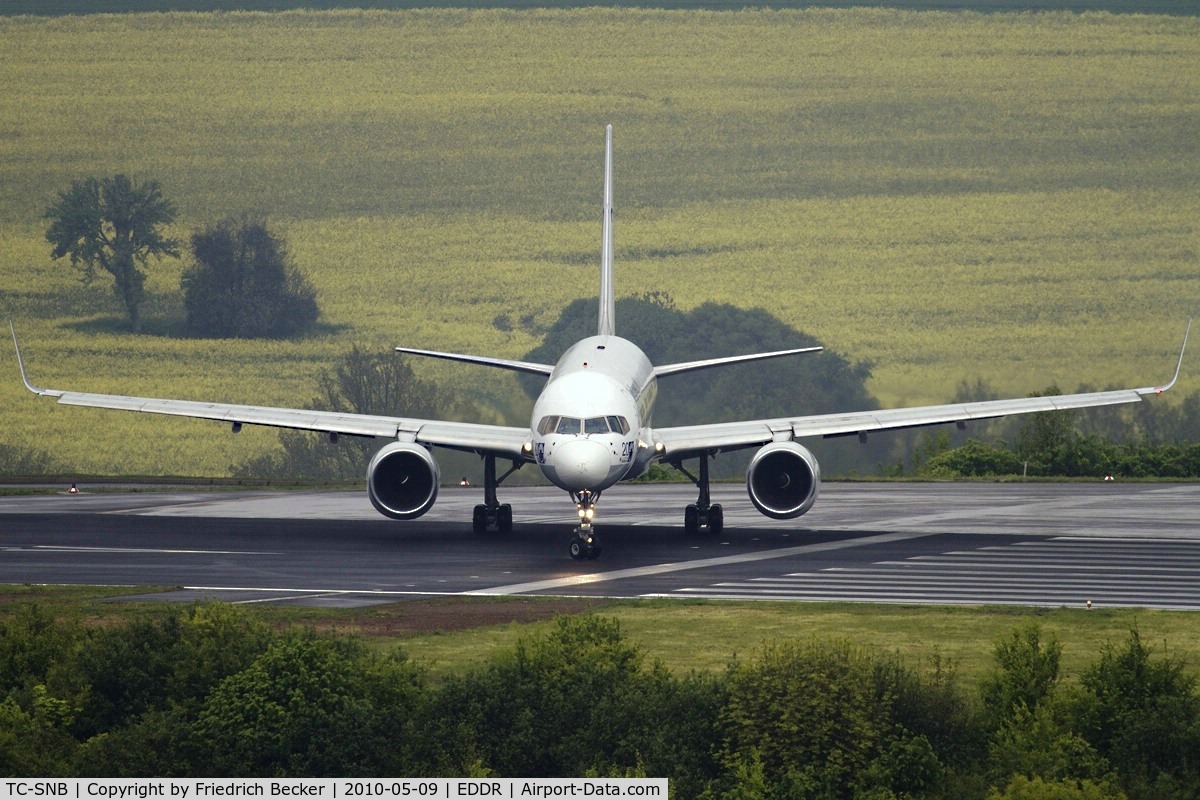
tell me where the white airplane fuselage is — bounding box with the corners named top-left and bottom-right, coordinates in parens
top-left (530, 335), bottom-right (657, 494)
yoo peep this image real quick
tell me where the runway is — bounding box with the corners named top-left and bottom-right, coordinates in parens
top-left (0, 482), bottom-right (1198, 609)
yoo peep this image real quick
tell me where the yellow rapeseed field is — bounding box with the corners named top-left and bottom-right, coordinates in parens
top-left (0, 9), bottom-right (1196, 475)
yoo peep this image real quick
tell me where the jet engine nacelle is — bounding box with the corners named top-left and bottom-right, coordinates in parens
top-left (367, 441), bottom-right (440, 520)
top-left (746, 441), bottom-right (821, 520)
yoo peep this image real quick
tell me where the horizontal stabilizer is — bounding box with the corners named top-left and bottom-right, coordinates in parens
top-left (395, 346), bottom-right (554, 377)
top-left (654, 346), bottom-right (823, 379)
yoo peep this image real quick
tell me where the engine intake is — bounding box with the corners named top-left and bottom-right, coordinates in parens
top-left (367, 441), bottom-right (440, 520)
top-left (746, 441), bottom-right (821, 519)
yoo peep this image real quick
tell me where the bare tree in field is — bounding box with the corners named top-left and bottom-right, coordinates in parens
top-left (45, 174), bottom-right (179, 333)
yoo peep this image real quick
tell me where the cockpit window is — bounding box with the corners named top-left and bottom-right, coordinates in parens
top-left (539, 415), bottom-right (628, 436)
top-left (555, 417), bottom-right (582, 434)
top-left (607, 415), bottom-right (630, 435)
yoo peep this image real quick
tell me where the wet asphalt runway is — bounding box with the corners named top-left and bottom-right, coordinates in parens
top-left (0, 482), bottom-right (1197, 609)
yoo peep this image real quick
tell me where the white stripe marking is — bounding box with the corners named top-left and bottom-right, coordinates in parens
top-left (465, 530), bottom-right (937, 596)
top-left (31, 545), bottom-right (283, 555)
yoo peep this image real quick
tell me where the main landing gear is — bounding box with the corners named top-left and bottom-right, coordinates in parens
top-left (568, 490), bottom-right (601, 560)
top-left (472, 454), bottom-right (522, 534)
top-left (671, 452), bottom-right (724, 536)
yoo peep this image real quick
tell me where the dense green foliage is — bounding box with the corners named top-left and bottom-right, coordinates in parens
top-left (183, 218), bottom-right (319, 339)
top-left (1, 9), bottom-right (1197, 476)
top-left (43, 175), bottom-right (180, 333)
top-left (3, 604), bottom-right (1200, 798)
top-left (884, 383), bottom-right (1200, 478)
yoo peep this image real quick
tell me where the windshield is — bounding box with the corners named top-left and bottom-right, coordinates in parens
top-left (537, 415), bottom-right (630, 436)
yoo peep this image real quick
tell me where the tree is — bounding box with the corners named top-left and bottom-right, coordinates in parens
top-left (1068, 629), bottom-right (1200, 798)
top-left (192, 632), bottom-right (423, 777)
top-left (45, 175), bottom-right (179, 333)
top-left (521, 294), bottom-right (880, 476)
top-left (922, 439), bottom-right (1026, 478)
top-left (712, 639), bottom-right (945, 798)
top-left (981, 624), bottom-right (1063, 730)
top-left (182, 217), bottom-right (318, 338)
top-left (1016, 386), bottom-right (1078, 472)
top-left (233, 346), bottom-right (452, 480)
top-left (986, 775), bottom-right (1127, 800)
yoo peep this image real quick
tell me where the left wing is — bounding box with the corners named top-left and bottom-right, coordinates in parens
top-left (12, 325), bottom-right (530, 458)
top-left (656, 323), bottom-right (1190, 460)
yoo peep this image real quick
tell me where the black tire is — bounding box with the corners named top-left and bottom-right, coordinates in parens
top-left (569, 539), bottom-right (586, 560)
top-left (684, 504), bottom-right (699, 535)
top-left (497, 504), bottom-right (513, 533)
top-left (472, 504), bottom-right (488, 534)
top-left (709, 504), bottom-right (724, 535)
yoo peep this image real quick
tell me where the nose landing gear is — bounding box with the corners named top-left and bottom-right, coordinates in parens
top-left (568, 490), bottom-right (602, 560)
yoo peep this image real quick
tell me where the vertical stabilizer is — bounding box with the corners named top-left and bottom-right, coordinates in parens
top-left (597, 125), bottom-right (615, 337)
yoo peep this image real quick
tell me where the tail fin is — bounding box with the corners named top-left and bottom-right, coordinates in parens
top-left (598, 124), bottom-right (615, 337)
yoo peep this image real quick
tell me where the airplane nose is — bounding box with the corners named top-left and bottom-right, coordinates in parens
top-left (551, 439), bottom-right (610, 489)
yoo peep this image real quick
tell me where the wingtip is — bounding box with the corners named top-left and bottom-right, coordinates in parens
top-left (10, 322), bottom-right (61, 397)
top-left (1151, 318), bottom-right (1190, 395)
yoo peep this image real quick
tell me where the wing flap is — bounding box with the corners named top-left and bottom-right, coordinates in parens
top-left (51, 390), bottom-right (531, 457)
top-left (657, 387), bottom-right (1153, 458)
top-left (54, 391), bottom-right (412, 438)
top-left (656, 322), bottom-right (1189, 458)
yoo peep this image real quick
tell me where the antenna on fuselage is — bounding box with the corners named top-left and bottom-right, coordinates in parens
top-left (598, 124), bottom-right (615, 338)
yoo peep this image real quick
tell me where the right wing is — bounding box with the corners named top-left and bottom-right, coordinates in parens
top-left (656, 322), bottom-right (1190, 460)
top-left (13, 325), bottom-right (530, 459)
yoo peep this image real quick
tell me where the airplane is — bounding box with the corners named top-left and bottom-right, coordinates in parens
top-left (12, 126), bottom-right (1191, 560)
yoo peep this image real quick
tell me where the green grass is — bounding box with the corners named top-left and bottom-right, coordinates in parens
top-left (1, 8), bottom-right (1197, 476)
top-left (399, 600), bottom-right (1200, 685)
top-left (4, 588), bottom-right (1197, 687)
top-left (4, 1), bottom-right (1197, 15)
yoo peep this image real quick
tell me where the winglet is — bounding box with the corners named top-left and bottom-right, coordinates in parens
top-left (1149, 318), bottom-right (1191, 395)
top-left (10, 322), bottom-right (63, 397)
top-left (597, 124), bottom-right (615, 338)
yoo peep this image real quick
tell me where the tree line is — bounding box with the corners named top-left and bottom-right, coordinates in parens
top-left (890, 386), bottom-right (1200, 480)
top-left (2, 605), bottom-right (1198, 799)
top-left (45, 174), bottom-right (318, 338)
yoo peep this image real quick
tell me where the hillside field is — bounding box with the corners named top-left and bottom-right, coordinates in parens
top-left (0, 8), bottom-right (1197, 476)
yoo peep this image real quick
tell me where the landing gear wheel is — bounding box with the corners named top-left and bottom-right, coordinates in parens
top-left (569, 538), bottom-right (586, 560)
top-left (497, 504), bottom-right (513, 534)
top-left (709, 503), bottom-right (724, 536)
top-left (684, 504), bottom-right (700, 536)
top-left (472, 504), bottom-right (488, 534)
top-left (568, 529), bottom-right (601, 560)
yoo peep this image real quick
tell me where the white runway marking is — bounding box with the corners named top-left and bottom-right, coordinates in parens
top-left (7, 545), bottom-right (283, 555)
top-left (658, 535), bottom-right (1200, 610)
top-left (466, 530), bottom-right (937, 595)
